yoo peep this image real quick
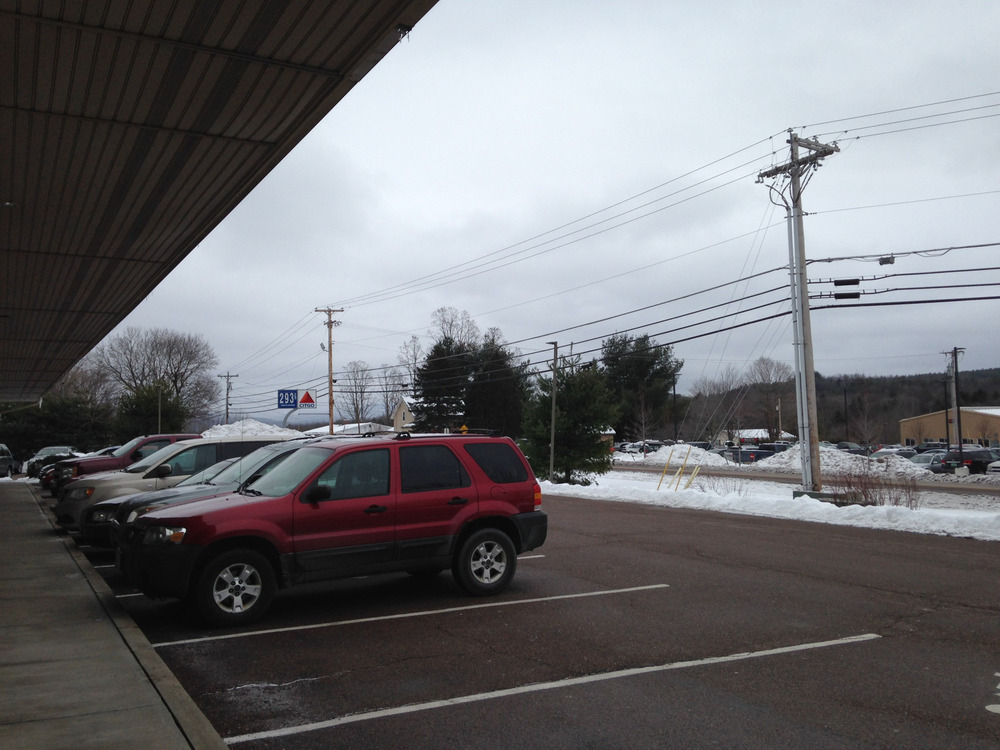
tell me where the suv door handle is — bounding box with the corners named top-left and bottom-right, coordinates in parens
top-left (448, 497), bottom-right (469, 505)
top-left (364, 505), bottom-right (388, 514)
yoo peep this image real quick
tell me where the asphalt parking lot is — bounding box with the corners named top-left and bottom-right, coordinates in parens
top-left (65, 491), bottom-right (1000, 748)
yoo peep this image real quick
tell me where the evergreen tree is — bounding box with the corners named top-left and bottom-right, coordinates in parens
top-left (413, 337), bottom-right (474, 431)
top-left (524, 359), bottom-right (619, 483)
top-left (601, 333), bottom-right (682, 441)
top-left (465, 330), bottom-right (530, 437)
top-left (113, 382), bottom-right (188, 440)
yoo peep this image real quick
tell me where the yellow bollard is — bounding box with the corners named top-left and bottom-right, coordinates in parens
top-left (673, 446), bottom-right (693, 491)
top-left (683, 465), bottom-right (701, 489)
top-left (655, 449), bottom-right (675, 491)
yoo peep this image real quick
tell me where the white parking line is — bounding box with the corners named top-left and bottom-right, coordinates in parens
top-left (224, 633), bottom-right (882, 745)
top-left (152, 584), bottom-right (670, 648)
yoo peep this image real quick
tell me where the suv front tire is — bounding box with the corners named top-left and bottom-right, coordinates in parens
top-left (194, 548), bottom-right (277, 626)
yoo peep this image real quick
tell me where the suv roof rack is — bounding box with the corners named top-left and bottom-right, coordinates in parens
top-left (393, 430), bottom-right (498, 441)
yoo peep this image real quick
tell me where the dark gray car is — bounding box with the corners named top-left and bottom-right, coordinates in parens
top-left (79, 438), bottom-right (315, 546)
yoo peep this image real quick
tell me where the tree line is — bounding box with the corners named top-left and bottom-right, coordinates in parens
top-left (0, 327), bottom-right (219, 459)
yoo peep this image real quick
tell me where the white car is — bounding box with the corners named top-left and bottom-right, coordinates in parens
top-left (987, 460), bottom-right (1000, 474)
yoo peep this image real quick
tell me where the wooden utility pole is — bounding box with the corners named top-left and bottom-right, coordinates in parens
top-left (758, 132), bottom-right (838, 492)
top-left (547, 341), bottom-right (558, 481)
top-left (315, 308), bottom-right (343, 434)
top-left (217, 372), bottom-right (238, 424)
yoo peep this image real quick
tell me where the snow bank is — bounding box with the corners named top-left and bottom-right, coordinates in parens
top-left (616, 444), bottom-right (1000, 486)
top-left (543, 471), bottom-right (1000, 542)
top-left (201, 418), bottom-right (304, 439)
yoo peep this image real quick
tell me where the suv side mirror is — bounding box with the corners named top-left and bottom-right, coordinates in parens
top-left (148, 463), bottom-right (173, 479)
top-left (302, 485), bottom-right (331, 503)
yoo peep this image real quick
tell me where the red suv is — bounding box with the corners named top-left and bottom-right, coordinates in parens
top-left (118, 434), bottom-right (546, 625)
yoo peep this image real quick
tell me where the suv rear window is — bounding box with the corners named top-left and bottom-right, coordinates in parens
top-left (464, 443), bottom-right (529, 484)
top-left (400, 445), bottom-right (470, 493)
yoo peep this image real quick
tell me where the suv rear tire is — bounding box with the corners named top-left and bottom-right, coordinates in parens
top-left (453, 528), bottom-right (517, 596)
top-left (194, 549), bottom-right (276, 626)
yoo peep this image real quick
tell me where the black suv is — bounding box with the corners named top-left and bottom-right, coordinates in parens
top-left (942, 448), bottom-right (998, 474)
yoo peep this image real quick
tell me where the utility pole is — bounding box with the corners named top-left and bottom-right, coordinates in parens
top-left (758, 132), bottom-right (838, 492)
top-left (316, 308), bottom-right (343, 435)
top-left (547, 341), bottom-right (559, 481)
top-left (217, 372), bottom-right (238, 424)
top-left (950, 347), bottom-right (965, 459)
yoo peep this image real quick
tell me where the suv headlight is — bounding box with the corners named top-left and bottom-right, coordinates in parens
top-left (67, 487), bottom-right (95, 502)
top-left (88, 508), bottom-right (114, 523)
top-left (142, 526), bottom-right (186, 545)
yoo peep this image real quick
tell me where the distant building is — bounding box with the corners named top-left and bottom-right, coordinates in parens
top-left (899, 407), bottom-right (1000, 446)
top-left (392, 397), bottom-right (418, 433)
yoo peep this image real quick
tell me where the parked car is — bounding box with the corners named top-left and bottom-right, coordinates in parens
top-left (759, 442), bottom-right (793, 453)
top-left (723, 447), bottom-right (774, 463)
top-left (54, 434), bottom-right (296, 528)
top-left (81, 438), bottom-right (318, 547)
top-left (942, 448), bottom-right (998, 475)
top-left (25, 446), bottom-right (81, 477)
top-left (909, 452), bottom-right (948, 473)
top-left (117, 433), bottom-right (547, 626)
top-left (622, 441), bottom-right (662, 455)
top-left (53, 433), bottom-right (200, 492)
top-left (836, 442), bottom-right (868, 455)
top-left (78, 457), bottom-right (238, 546)
top-left (0, 443), bottom-right (18, 477)
top-left (914, 442), bottom-right (948, 453)
top-left (987, 459), bottom-right (1000, 475)
top-left (869, 447), bottom-right (917, 460)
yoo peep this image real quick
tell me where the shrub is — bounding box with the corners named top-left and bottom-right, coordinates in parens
top-left (825, 470), bottom-right (920, 510)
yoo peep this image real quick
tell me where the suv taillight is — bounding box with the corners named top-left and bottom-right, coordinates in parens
top-left (533, 483), bottom-right (542, 510)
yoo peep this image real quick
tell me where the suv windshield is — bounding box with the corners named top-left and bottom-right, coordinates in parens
top-left (208, 442), bottom-right (302, 486)
top-left (245, 447), bottom-right (331, 497)
top-left (113, 436), bottom-right (145, 458)
top-left (124, 443), bottom-right (185, 473)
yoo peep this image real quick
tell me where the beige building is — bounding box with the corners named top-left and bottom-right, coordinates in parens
top-left (899, 407), bottom-right (1000, 447)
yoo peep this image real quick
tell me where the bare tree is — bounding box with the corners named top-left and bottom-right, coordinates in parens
top-left (376, 365), bottom-right (409, 423)
top-left (53, 352), bottom-right (118, 408)
top-left (342, 360), bottom-right (375, 428)
top-left (397, 335), bottom-right (424, 393)
top-left (431, 307), bottom-right (479, 347)
top-left (686, 364), bottom-right (746, 443)
top-left (92, 327), bottom-right (220, 419)
top-left (744, 357), bottom-right (794, 440)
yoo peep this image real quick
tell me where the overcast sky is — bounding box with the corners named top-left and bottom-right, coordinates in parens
top-left (110, 1), bottom-right (1000, 422)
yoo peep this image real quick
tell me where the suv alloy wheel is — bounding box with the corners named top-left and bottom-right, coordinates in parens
top-left (453, 528), bottom-right (517, 595)
top-left (194, 548), bottom-right (277, 626)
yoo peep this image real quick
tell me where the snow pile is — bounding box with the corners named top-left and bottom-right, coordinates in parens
top-left (617, 444), bottom-right (1000, 486)
top-left (613, 444), bottom-right (729, 468)
top-left (543, 470), bottom-right (1000, 542)
top-left (201, 418), bottom-right (304, 439)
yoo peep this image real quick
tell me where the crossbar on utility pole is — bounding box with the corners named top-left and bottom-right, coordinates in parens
top-left (316, 308), bottom-right (343, 435)
top-left (758, 132), bottom-right (838, 492)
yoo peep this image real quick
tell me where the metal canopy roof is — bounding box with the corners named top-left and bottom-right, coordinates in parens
top-left (0, 0), bottom-right (437, 402)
